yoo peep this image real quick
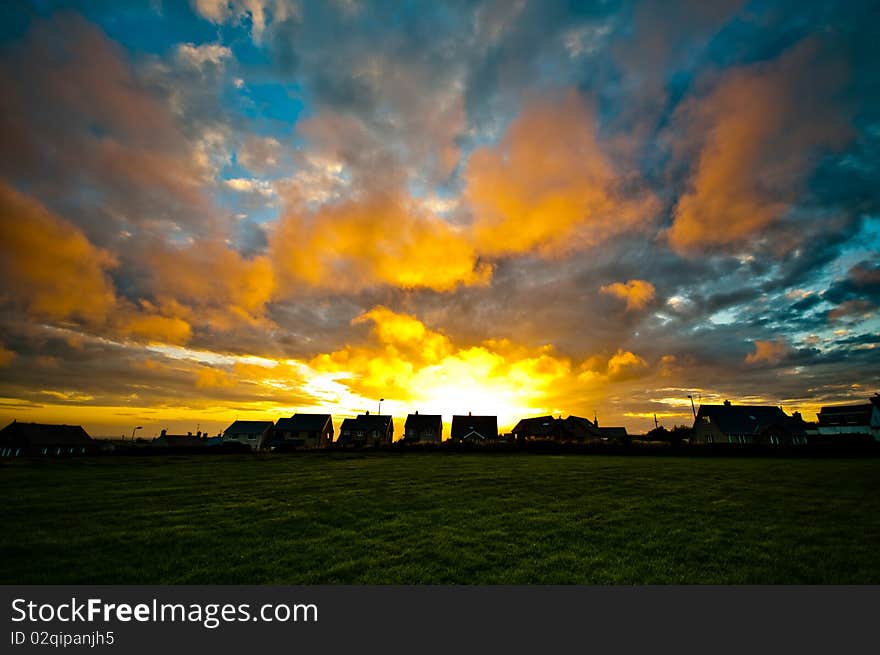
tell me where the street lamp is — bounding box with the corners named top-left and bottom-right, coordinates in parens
top-left (130, 425), bottom-right (142, 441)
top-left (378, 398), bottom-right (385, 415)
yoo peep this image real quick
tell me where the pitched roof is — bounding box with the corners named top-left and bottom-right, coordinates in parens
top-left (564, 415), bottom-right (602, 437)
top-left (451, 415), bottom-right (498, 440)
top-left (340, 414), bottom-right (393, 432)
top-left (276, 413), bottom-right (332, 432)
top-left (511, 416), bottom-right (558, 437)
top-left (696, 404), bottom-right (799, 436)
top-left (817, 403), bottom-right (873, 425)
top-left (404, 413), bottom-right (442, 431)
top-left (0, 421), bottom-right (93, 446)
top-left (819, 403), bottom-right (872, 415)
top-left (223, 420), bottom-right (273, 435)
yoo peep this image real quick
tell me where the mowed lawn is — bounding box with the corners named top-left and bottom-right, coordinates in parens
top-left (2, 453), bottom-right (879, 584)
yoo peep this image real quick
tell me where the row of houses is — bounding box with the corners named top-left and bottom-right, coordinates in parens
top-left (218, 410), bottom-right (630, 450)
top-left (689, 395), bottom-right (880, 445)
top-left (2, 394), bottom-right (878, 456)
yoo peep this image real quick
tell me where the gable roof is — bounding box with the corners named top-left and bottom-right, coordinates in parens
top-left (223, 420), bottom-right (273, 435)
top-left (451, 415), bottom-right (498, 440)
top-left (0, 421), bottom-right (93, 446)
top-left (696, 404), bottom-right (799, 436)
top-left (405, 413), bottom-right (442, 431)
top-left (276, 413), bottom-right (332, 433)
top-left (564, 415), bottom-right (602, 437)
top-left (818, 403), bottom-right (873, 425)
top-left (511, 416), bottom-right (558, 437)
top-left (340, 414), bottom-right (393, 432)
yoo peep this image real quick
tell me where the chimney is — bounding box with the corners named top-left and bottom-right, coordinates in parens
top-left (366, 410), bottom-right (370, 415)
top-left (187, 431), bottom-right (192, 436)
top-left (197, 430), bottom-right (202, 438)
top-left (160, 429), bottom-right (166, 437)
top-left (468, 411), bottom-right (472, 416)
top-left (415, 410), bottom-right (419, 415)
top-left (724, 400), bottom-right (731, 407)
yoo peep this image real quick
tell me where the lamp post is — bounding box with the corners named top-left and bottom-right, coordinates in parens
top-left (130, 425), bottom-right (142, 441)
top-left (378, 398), bottom-right (385, 415)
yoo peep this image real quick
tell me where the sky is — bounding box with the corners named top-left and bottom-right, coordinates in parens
top-left (0, 0), bottom-right (878, 439)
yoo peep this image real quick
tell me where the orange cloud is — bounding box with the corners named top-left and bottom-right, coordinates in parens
top-left (600, 279), bottom-right (656, 311)
top-left (0, 180), bottom-right (118, 325)
top-left (465, 90), bottom-right (658, 257)
top-left (142, 240), bottom-right (275, 330)
top-left (668, 40), bottom-right (853, 253)
top-left (272, 192), bottom-right (491, 293)
top-left (195, 367), bottom-right (237, 389)
top-left (0, 345), bottom-right (16, 367)
top-left (606, 349), bottom-right (649, 381)
top-left (745, 339), bottom-right (789, 365)
top-left (122, 313), bottom-right (193, 345)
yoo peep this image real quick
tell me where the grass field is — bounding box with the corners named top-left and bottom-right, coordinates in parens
top-left (2, 452), bottom-right (879, 584)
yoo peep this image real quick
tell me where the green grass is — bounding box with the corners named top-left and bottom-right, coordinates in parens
top-left (2, 453), bottom-right (879, 584)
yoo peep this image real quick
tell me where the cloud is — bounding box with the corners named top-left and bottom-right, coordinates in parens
top-left (224, 177), bottom-right (276, 197)
top-left (175, 43), bottom-right (233, 70)
top-left (0, 13), bottom-right (217, 236)
top-left (745, 339), bottom-right (789, 365)
top-left (195, 366), bottom-right (237, 389)
top-left (667, 40), bottom-right (854, 253)
top-left (827, 299), bottom-right (875, 323)
top-left (237, 135), bottom-right (283, 174)
top-left (191, 0), bottom-right (299, 42)
top-left (600, 279), bottom-right (656, 311)
top-left (134, 239), bottom-right (276, 330)
top-left (465, 90), bottom-right (659, 257)
top-left (0, 181), bottom-right (118, 325)
top-left (605, 349), bottom-right (650, 381)
top-left (122, 314), bottom-right (193, 346)
top-left (271, 192), bottom-right (491, 292)
top-left (0, 345), bottom-right (15, 367)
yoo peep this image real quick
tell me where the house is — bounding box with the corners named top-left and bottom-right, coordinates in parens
top-left (338, 412), bottom-right (393, 446)
top-left (511, 415), bottom-right (605, 443)
top-left (403, 412), bottom-right (442, 443)
top-left (272, 413), bottom-right (334, 449)
top-left (816, 396), bottom-right (880, 441)
top-left (450, 413), bottom-right (498, 443)
top-left (562, 416), bottom-right (601, 441)
top-left (152, 430), bottom-right (207, 448)
top-left (222, 420), bottom-right (274, 451)
top-left (0, 420), bottom-right (97, 457)
top-left (691, 400), bottom-right (808, 445)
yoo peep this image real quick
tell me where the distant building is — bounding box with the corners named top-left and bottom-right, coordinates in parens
top-left (338, 412), bottom-right (393, 447)
top-left (691, 400), bottom-right (808, 445)
top-left (152, 430), bottom-right (207, 448)
top-left (222, 420), bottom-right (274, 451)
top-left (511, 415), bottom-right (608, 443)
top-left (816, 396), bottom-right (880, 441)
top-left (450, 414), bottom-right (498, 443)
top-left (403, 412), bottom-right (442, 443)
top-left (273, 414), bottom-right (334, 449)
top-left (0, 421), bottom-right (97, 457)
